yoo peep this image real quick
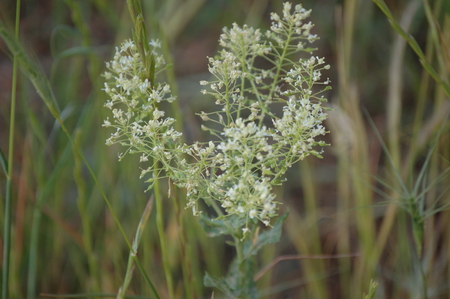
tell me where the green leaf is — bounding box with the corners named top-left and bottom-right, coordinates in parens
top-left (239, 258), bottom-right (259, 299)
top-left (144, 182), bottom-right (155, 193)
top-left (228, 214), bottom-right (247, 230)
top-left (262, 168), bottom-right (276, 175)
top-left (205, 258), bottom-right (259, 299)
top-left (243, 212), bottom-right (289, 258)
top-left (204, 272), bottom-right (236, 298)
top-left (199, 215), bottom-right (232, 237)
top-left (272, 179), bottom-right (285, 185)
top-left (313, 153), bottom-right (324, 159)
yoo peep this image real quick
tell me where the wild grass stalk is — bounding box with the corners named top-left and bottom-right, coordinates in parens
top-left (2, 1), bottom-right (20, 298)
top-left (117, 196), bottom-right (159, 299)
top-left (386, 0), bottom-right (419, 171)
top-left (372, 0), bottom-right (450, 98)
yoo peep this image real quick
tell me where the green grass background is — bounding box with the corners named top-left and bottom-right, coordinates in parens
top-left (0, 0), bottom-right (449, 298)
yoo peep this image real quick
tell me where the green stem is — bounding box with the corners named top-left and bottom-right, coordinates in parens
top-left (267, 24), bottom-right (294, 101)
top-left (132, 256), bottom-right (161, 299)
top-left (118, 197), bottom-right (160, 299)
top-left (372, 0), bottom-right (450, 98)
top-left (27, 207), bottom-right (42, 299)
top-left (154, 170), bottom-right (174, 299)
top-left (236, 42), bottom-right (248, 120)
top-left (234, 236), bottom-right (244, 264)
top-left (2, 1), bottom-right (20, 298)
top-left (203, 194), bottom-right (244, 263)
top-left (409, 195), bottom-right (427, 299)
top-left (419, 260), bottom-right (428, 299)
top-left (413, 222), bottom-right (428, 299)
top-left (255, 20), bottom-right (295, 128)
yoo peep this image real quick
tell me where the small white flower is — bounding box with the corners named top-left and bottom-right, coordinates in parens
top-left (102, 118), bottom-right (111, 127)
top-left (153, 109), bottom-right (165, 120)
top-left (149, 39), bottom-right (161, 48)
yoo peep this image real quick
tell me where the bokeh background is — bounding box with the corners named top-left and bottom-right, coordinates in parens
top-left (1, 0), bottom-right (449, 298)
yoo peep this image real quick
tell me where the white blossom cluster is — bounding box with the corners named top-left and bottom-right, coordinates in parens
top-left (102, 2), bottom-right (330, 235)
top-left (102, 39), bottom-right (184, 184)
top-left (178, 2), bottom-right (330, 232)
top-left (175, 118), bottom-right (280, 228)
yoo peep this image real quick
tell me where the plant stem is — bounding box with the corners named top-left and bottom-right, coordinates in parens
top-left (2, 1), bottom-right (20, 298)
top-left (203, 194), bottom-right (244, 264)
top-left (372, 0), bottom-right (450, 98)
top-left (117, 196), bottom-right (159, 299)
top-left (154, 168), bottom-right (175, 299)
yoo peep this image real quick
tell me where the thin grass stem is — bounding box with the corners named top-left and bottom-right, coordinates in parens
top-left (2, 1), bottom-right (21, 298)
top-left (117, 196), bottom-right (158, 299)
top-left (372, 0), bottom-right (450, 98)
top-left (153, 169), bottom-right (175, 299)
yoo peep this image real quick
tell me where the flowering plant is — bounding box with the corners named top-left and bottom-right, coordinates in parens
top-left (103, 2), bottom-right (330, 297)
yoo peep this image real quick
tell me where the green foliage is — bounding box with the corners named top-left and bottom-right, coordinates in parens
top-left (363, 280), bottom-right (378, 299)
top-left (204, 258), bottom-right (259, 299)
top-left (203, 213), bottom-right (287, 298)
top-left (243, 213), bottom-right (288, 259)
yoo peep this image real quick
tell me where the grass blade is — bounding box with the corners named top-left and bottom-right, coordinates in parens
top-left (2, 1), bottom-right (21, 298)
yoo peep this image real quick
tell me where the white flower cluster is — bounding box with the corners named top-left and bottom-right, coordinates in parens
top-left (178, 2), bottom-right (330, 232)
top-left (102, 39), bottom-right (184, 181)
top-left (270, 2), bottom-right (317, 47)
top-left (102, 2), bottom-right (330, 235)
top-left (175, 118), bottom-right (279, 226)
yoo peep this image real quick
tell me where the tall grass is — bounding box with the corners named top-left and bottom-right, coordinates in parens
top-left (1, 0), bottom-right (20, 298)
top-left (0, 0), bottom-right (449, 298)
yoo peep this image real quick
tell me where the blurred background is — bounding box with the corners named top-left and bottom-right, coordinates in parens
top-left (0, 0), bottom-right (449, 298)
